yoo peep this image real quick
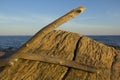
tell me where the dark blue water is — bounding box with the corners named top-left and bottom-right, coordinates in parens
top-left (0, 36), bottom-right (120, 50)
top-left (88, 35), bottom-right (120, 48)
top-left (0, 36), bottom-right (31, 49)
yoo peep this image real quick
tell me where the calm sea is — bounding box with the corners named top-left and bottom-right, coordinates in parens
top-left (88, 35), bottom-right (120, 48)
top-left (0, 35), bottom-right (120, 49)
top-left (0, 36), bottom-right (31, 49)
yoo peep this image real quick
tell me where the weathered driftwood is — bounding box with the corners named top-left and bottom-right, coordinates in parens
top-left (9, 6), bottom-right (86, 60)
top-left (0, 52), bottom-right (97, 73)
top-left (21, 53), bottom-right (97, 73)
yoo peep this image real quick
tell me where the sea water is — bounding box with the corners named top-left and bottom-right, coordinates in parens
top-left (88, 35), bottom-right (120, 48)
top-left (0, 36), bottom-right (31, 49)
top-left (0, 36), bottom-right (120, 49)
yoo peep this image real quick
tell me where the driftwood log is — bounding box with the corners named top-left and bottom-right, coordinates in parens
top-left (9, 6), bottom-right (86, 62)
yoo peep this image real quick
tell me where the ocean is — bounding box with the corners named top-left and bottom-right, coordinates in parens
top-left (0, 36), bottom-right (31, 49)
top-left (89, 35), bottom-right (120, 48)
top-left (0, 36), bottom-right (120, 50)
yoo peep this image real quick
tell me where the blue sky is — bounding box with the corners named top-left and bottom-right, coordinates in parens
top-left (0, 0), bottom-right (120, 35)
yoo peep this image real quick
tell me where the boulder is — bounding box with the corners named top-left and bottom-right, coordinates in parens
top-left (0, 30), bottom-right (120, 80)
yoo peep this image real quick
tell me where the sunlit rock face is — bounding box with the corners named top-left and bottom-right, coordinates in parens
top-left (0, 30), bottom-right (120, 80)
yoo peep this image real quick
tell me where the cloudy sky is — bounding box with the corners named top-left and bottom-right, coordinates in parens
top-left (0, 0), bottom-right (120, 35)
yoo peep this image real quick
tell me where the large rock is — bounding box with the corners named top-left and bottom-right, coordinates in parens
top-left (0, 30), bottom-right (120, 80)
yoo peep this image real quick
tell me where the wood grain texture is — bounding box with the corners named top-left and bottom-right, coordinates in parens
top-left (21, 53), bottom-right (97, 73)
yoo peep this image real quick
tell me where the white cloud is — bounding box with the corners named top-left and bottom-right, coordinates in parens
top-left (57, 21), bottom-right (120, 35)
top-left (105, 10), bottom-right (120, 18)
top-left (0, 15), bottom-right (33, 23)
top-left (0, 14), bottom-right (56, 35)
top-left (0, 13), bottom-right (119, 35)
top-left (0, 14), bottom-right (54, 24)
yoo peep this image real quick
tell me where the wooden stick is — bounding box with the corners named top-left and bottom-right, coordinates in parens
top-left (21, 53), bottom-right (97, 73)
top-left (10, 6), bottom-right (86, 59)
top-left (0, 53), bottom-right (97, 73)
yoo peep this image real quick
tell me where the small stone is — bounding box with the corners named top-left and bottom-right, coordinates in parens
top-left (26, 44), bottom-right (29, 47)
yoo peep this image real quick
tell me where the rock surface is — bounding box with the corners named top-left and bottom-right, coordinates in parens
top-left (0, 30), bottom-right (120, 80)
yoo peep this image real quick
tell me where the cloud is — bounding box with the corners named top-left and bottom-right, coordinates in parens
top-left (0, 15), bottom-right (32, 23)
top-left (0, 14), bottom-right (54, 24)
top-left (0, 13), bottom-right (119, 35)
top-left (57, 21), bottom-right (120, 35)
top-left (105, 10), bottom-right (120, 18)
top-left (0, 14), bottom-right (56, 35)
top-left (79, 16), bottom-right (97, 20)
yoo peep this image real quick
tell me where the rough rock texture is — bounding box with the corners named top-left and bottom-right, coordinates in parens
top-left (0, 30), bottom-right (120, 80)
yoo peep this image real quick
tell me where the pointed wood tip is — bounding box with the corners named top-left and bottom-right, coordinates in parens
top-left (74, 6), bottom-right (86, 13)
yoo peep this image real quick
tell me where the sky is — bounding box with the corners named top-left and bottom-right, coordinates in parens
top-left (0, 0), bottom-right (120, 35)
